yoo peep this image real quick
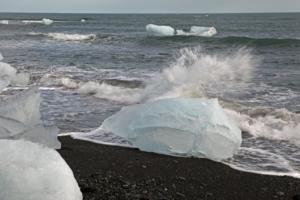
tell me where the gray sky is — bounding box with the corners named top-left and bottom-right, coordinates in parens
top-left (1, 0), bottom-right (300, 13)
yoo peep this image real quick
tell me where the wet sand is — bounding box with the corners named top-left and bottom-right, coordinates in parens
top-left (58, 136), bottom-right (300, 200)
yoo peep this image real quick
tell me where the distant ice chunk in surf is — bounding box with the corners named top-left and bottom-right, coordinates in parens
top-left (146, 24), bottom-right (175, 36)
top-left (22, 18), bottom-right (53, 25)
top-left (100, 98), bottom-right (242, 160)
top-left (146, 24), bottom-right (217, 37)
top-left (42, 18), bottom-right (53, 25)
top-left (190, 26), bottom-right (217, 37)
top-left (0, 139), bottom-right (82, 200)
top-left (0, 89), bottom-right (60, 149)
top-left (0, 53), bottom-right (30, 91)
top-left (0, 20), bottom-right (9, 25)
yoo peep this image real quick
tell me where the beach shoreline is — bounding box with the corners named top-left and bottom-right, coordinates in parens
top-left (58, 136), bottom-right (300, 200)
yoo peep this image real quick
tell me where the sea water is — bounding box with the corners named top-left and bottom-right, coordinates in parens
top-left (1, 13), bottom-right (300, 178)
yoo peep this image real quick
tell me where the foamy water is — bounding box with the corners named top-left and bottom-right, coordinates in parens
top-left (28, 32), bottom-right (97, 41)
top-left (69, 47), bottom-right (300, 178)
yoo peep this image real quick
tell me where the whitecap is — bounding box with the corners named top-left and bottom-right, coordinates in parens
top-left (22, 18), bottom-right (54, 25)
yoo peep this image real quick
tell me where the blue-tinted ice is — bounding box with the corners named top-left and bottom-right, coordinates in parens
top-left (101, 98), bottom-right (242, 160)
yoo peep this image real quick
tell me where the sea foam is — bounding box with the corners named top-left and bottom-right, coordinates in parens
top-left (29, 32), bottom-right (97, 41)
top-left (70, 46), bottom-right (300, 178)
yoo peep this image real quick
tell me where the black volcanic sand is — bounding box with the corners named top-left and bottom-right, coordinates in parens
top-left (58, 136), bottom-right (300, 200)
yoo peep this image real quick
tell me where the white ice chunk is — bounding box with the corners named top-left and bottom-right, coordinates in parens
top-left (190, 26), bottom-right (217, 37)
top-left (0, 55), bottom-right (29, 90)
top-left (0, 20), bottom-right (9, 25)
top-left (146, 24), bottom-right (175, 36)
top-left (0, 139), bottom-right (82, 200)
top-left (176, 26), bottom-right (217, 37)
top-left (100, 98), bottom-right (242, 160)
top-left (42, 18), bottom-right (53, 25)
top-left (0, 89), bottom-right (61, 149)
top-left (146, 24), bottom-right (217, 37)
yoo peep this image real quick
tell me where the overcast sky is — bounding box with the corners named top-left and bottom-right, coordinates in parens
top-left (1, 0), bottom-right (300, 13)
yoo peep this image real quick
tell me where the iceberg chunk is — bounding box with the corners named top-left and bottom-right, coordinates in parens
top-left (42, 18), bottom-right (53, 25)
top-left (0, 54), bottom-right (29, 90)
top-left (146, 24), bottom-right (175, 36)
top-left (0, 89), bottom-right (61, 149)
top-left (190, 26), bottom-right (217, 37)
top-left (146, 24), bottom-right (217, 37)
top-left (100, 98), bottom-right (242, 160)
top-left (0, 139), bottom-right (82, 200)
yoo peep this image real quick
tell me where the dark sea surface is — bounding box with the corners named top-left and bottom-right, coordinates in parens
top-left (0, 13), bottom-right (300, 177)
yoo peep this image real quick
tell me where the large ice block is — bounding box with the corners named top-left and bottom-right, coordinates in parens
top-left (146, 24), bottom-right (175, 36)
top-left (0, 89), bottom-right (61, 149)
top-left (0, 139), bottom-right (82, 200)
top-left (101, 98), bottom-right (242, 160)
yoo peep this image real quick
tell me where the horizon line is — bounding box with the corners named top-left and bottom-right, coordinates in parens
top-left (0, 11), bottom-right (299, 15)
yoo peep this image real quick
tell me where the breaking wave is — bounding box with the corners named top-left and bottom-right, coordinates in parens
top-left (22, 18), bottom-right (54, 25)
top-left (28, 32), bottom-right (97, 41)
top-left (69, 46), bottom-right (300, 178)
top-left (215, 36), bottom-right (300, 46)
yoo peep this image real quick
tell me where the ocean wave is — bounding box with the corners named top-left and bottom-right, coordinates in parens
top-left (65, 47), bottom-right (254, 104)
top-left (143, 34), bottom-right (300, 47)
top-left (68, 46), bottom-right (300, 178)
top-left (22, 18), bottom-right (54, 25)
top-left (28, 32), bottom-right (97, 41)
top-left (146, 24), bottom-right (217, 37)
top-left (216, 36), bottom-right (300, 46)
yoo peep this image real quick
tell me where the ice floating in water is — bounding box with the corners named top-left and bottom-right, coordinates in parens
top-left (42, 18), bottom-right (53, 25)
top-left (100, 98), bottom-right (242, 160)
top-left (0, 20), bottom-right (9, 25)
top-left (177, 26), bottom-right (217, 37)
top-left (0, 89), bottom-right (61, 149)
top-left (0, 139), bottom-right (82, 200)
top-left (0, 53), bottom-right (29, 91)
top-left (48, 33), bottom-right (96, 41)
top-left (29, 32), bottom-right (96, 41)
top-left (146, 24), bottom-right (175, 36)
top-left (22, 18), bottom-right (53, 25)
top-left (146, 24), bottom-right (217, 37)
